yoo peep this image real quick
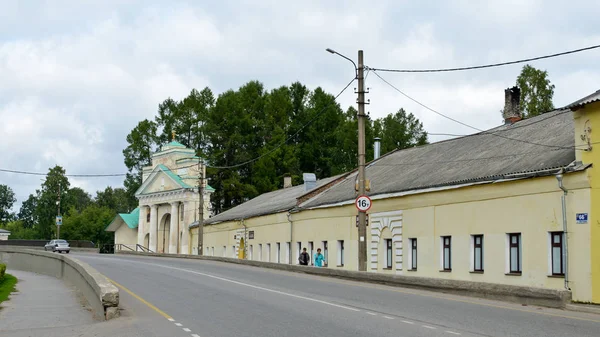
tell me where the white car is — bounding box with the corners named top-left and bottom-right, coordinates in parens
top-left (44, 239), bottom-right (70, 253)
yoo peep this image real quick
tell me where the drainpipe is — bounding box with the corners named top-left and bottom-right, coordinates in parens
top-left (287, 211), bottom-right (293, 265)
top-left (241, 219), bottom-right (247, 259)
top-left (556, 171), bottom-right (570, 290)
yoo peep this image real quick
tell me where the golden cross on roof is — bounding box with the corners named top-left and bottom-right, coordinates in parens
top-left (172, 130), bottom-right (176, 141)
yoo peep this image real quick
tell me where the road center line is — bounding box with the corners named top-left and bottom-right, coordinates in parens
top-left (383, 316), bottom-right (394, 320)
top-left (183, 328), bottom-right (191, 332)
top-left (105, 276), bottom-right (172, 320)
top-left (423, 325), bottom-right (437, 330)
top-left (402, 320), bottom-right (414, 324)
top-left (366, 312), bottom-right (377, 316)
top-left (175, 323), bottom-right (183, 327)
top-left (141, 261), bottom-right (361, 312)
top-left (446, 331), bottom-right (461, 335)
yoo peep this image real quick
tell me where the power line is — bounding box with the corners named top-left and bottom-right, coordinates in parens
top-left (206, 77), bottom-right (357, 170)
top-left (371, 70), bottom-right (573, 150)
top-left (0, 168), bottom-right (127, 177)
top-left (367, 44), bottom-right (600, 73)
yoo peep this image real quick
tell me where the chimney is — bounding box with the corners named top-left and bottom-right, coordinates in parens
top-left (374, 137), bottom-right (381, 160)
top-left (283, 176), bottom-right (293, 188)
top-left (503, 86), bottom-right (522, 124)
top-left (302, 173), bottom-right (317, 192)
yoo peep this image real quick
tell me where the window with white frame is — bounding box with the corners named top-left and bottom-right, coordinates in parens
top-left (258, 244), bottom-right (263, 261)
top-left (471, 235), bottom-right (484, 272)
top-left (276, 243), bottom-right (281, 263)
top-left (550, 232), bottom-right (564, 276)
top-left (296, 242), bottom-right (301, 264)
top-left (508, 233), bottom-right (522, 274)
top-left (211, 247), bottom-right (214, 256)
top-left (232, 245), bottom-right (236, 258)
top-left (309, 241), bottom-right (314, 265)
top-left (322, 241), bottom-right (328, 267)
top-left (223, 246), bottom-right (227, 257)
top-left (337, 240), bottom-right (344, 266)
top-left (267, 243), bottom-right (271, 262)
top-left (249, 245), bottom-right (253, 260)
top-left (441, 236), bottom-right (451, 271)
top-left (285, 242), bottom-right (291, 264)
top-left (407, 238), bottom-right (417, 270)
top-left (385, 239), bottom-right (393, 269)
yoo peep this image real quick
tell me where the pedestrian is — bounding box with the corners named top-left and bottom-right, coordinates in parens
top-left (314, 248), bottom-right (325, 267)
top-left (298, 247), bottom-right (310, 266)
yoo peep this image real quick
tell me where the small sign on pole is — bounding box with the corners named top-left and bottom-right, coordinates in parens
top-left (56, 216), bottom-right (63, 226)
top-left (355, 195), bottom-right (372, 212)
top-left (576, 213), bottom-right (588, 224)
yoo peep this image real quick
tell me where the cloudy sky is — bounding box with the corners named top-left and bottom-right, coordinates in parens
top-left (1, 0), bottom-right (599, 209)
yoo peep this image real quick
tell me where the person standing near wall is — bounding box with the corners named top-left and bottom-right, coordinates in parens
top-left (314, 248), bottom-right (325, 267)
top-left (299, 247), bottom-right (310, 266)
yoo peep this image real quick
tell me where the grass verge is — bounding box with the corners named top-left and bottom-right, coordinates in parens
top-left (0, 274), bottom-right (18, 305)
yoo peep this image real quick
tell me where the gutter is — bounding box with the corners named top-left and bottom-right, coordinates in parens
top-left (556, 170), bottom-right (570, 290)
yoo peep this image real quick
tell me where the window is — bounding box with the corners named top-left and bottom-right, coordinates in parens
top-left (509, 233), bottom-right (522, 274)
top-left (309, 241), bottom-right (314, 265)
top-left (276, 243), bottom-right (281, 263)
top-left (286, 242), bottom-right (291, 264)
top-left (258, 244), bottom-right (263, 261)
top-left (267, 243), bottom-right (271, 262)
top-left (249, 245), bottom-right (253, 260)
top-left (147, 208), bottom-right (151, 222)
top-left (296, 242), bottom-right (301, 264)
top-left (322, 241), bottom-right (328, 267)
top-left (337, 240), bottom-right (344, 266)
top-left (385, 239), bottom-right (393, 269)
top-left (206, 247), bottom-right (210, 255)
top-left (211, 247), bottom-right (214, 256)
top-left (180, 205), bottom-right (184, 219)
top-left (442, 236), bottom-right (451, 271)
top-left (232, 246), bottom-right (235, 258)
top-left (409, 238), bottom-right (417, 270)
top-left (223, 246), bottom-right (227, 257)
top-left (473, 235), bottom-right (484, 272)
top-left (551, 232), bottom-right (564, 275)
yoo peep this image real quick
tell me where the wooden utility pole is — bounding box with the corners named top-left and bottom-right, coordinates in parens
top-left (197, 161), bottom-right (204, 255)
top-left (57, 183), bottom-right (61, 240)
top-left (356, 50), bottom-right (368, 272)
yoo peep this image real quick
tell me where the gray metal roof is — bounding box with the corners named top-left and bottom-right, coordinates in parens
top-left (199, 175), bottom-right (342, 225)
top-left (301, 108), bottom-right (579, 209)
top-left (565, 89), bottom-right (600, 110)
top-left (0, 229), bottom-right (10, 234)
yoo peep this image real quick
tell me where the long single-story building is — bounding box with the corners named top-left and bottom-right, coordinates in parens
top-left (109, 87), bottom-right (600, 304)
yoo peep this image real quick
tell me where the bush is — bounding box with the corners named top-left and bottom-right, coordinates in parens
top-left (0, 263), bottom-right (5, 281)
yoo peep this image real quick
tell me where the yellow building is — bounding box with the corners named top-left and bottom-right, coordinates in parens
top-left (196, 88), bottom-right (600, 304)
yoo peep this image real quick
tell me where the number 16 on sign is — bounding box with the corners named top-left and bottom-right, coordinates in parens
top-left (355, 195), bottom-right (372, 212)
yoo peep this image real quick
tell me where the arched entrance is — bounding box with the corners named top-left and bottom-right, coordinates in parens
top-left (238, 238), bottom-right (245, 259)
top-left (158, 214), bottom-right (171, 253)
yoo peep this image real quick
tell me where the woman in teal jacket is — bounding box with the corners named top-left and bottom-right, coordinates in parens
top-left (314, 248), bottom-right (326, 267)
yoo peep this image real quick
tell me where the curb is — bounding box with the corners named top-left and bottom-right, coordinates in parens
top-left (116, 250), bottom-right (571, 309)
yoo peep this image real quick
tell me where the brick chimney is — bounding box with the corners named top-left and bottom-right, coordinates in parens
top-left (283, 176), bottom-right (293, 188)
top-left (503, 86), bottom-right (522, 124)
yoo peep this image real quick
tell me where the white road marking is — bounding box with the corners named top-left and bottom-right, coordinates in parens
top-left (383, 316), bottom-right (394, 320)
top-left (445, 331), bottom-right (461, 335)
top-left (175, 323), bottom-right (182, 327)
top-left (168, 318), bottom-right (175, 322)
top-left (423, 325), bottom-right (437, 330)
top-left (192, 335), bottom-right (201, 337)
top-left (140, 261), bottom-right (361, 312)
top-left (402, 320), bottom-right (414, 324)
top-left (366, 312), bottom-right (377, 316)
top-left (183, 328), bottom-right (191, 332)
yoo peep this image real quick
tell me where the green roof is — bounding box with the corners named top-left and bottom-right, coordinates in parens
top-left (119, 207), bottom-right (140, 229)
top-left (166, 141), bottom-right (186, 148)
top-left (158, 164), bottom-right (192, 188)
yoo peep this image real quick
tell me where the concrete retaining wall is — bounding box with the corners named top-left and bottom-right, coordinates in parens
top-left (0, 245), bottom-right (99, 253)
top-left (0, 248), bottom-right (119, 320)
top-left (118, 251), bottom-right (572, 309)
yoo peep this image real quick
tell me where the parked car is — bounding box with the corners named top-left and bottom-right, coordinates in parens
top-left (44, 239), bottom-right (70, 253)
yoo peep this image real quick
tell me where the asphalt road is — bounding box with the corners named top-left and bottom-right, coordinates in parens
top-left (74, 253), bottom-right (600, 337)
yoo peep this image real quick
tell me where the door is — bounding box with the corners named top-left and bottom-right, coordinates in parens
top-left (238, 238), bottom-right (245, 259)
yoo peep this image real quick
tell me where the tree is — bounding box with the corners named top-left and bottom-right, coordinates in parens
top-left (123, 119), bottom-right (158, 208)
top-left (0, 184), bottom-right (16, 225)
top-left (95, 187), bottom-right (131, 213)
top-left (18, 193), bottom-right (38, 229)
top-left (516, 64), bottom-right (555, 118)
top-left (60, 205), bottom-right (115, 245)
top-left (67, 187), bottom-right (92, 213)
top-left (1, 220), bottom-right (37, 240)
top-left (36, 166), bottom-right (70, 239)
top-left (376, 109), bottom-right (428, 155)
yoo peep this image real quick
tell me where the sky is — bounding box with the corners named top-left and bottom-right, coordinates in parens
top-left (1, 0), bottom-right (599, 210)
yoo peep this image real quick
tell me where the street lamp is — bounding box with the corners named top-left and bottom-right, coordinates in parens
top-left (326, 48), bottom-right (368, 271)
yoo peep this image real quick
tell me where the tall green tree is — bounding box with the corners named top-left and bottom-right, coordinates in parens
top-left (60, 205), bottom-right (115, 245)
top-left (516, 64), bottom-right (555, 118)
top-left (67, 187), bottom-right (92, 213)
top-left (18, 193), bottom-right (38, 229)
top-left (0, 184), bottom-right (16, 225)
top-left (1, 220), bottom-right (37, 239)
top-left (36, 166), bottom-right (70, 239)
top-left (95, 187), bottom-right (131, 213)
top-left (376, 109), bottom-right (428, 154)
top-left (123, 119), bottom-right (158, 207)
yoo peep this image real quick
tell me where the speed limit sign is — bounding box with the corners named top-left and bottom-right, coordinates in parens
top-left (355, 195), bottom-right (372, 212)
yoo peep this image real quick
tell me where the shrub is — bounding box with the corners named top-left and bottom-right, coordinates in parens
top-left (0, 263), bottom-right (5, 281)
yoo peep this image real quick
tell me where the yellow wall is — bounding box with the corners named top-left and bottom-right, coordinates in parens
top-left (115, 223), bottom-right (138, 245)
top-left (198, 171), bottom-right (595, 302)
top-left (574, 100), bottom-right (600, 303)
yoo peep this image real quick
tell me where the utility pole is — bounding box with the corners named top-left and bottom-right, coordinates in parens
top-left (356, 50), bottom-right (368, 272)
top-left (197, 161), bottom-right (204, 255)
top-left (57, 183), bottom-right (61, 240)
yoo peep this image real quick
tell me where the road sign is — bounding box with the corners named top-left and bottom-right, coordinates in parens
top-left (576, 213), bottom-right (588, 224)
top-left (56, 216), bottom-right (63, 226)
top-left (355, 195), bottom-right (372, 212)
